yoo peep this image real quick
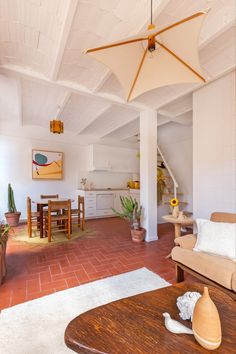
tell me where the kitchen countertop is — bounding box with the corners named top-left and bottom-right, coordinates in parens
top-left (77, 188), bottom-right (129, 191)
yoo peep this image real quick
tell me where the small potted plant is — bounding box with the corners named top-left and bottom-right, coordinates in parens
top-left (113, 196), bottom-right (145, 242)
top-left (80, 178), bottom-right (87, 190)
top-left (5, 184), bottom-right (21, 227)
top-left (0, 222), bottom-right (10, 284)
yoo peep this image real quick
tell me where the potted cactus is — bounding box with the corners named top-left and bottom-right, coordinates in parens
top-left (113, 196), bottom-right (145, 242)
top-left (4, 184), bottom-right (21, 227)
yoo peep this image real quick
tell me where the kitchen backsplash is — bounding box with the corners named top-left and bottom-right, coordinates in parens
top-left (78, 171), bottom-right (138, 190)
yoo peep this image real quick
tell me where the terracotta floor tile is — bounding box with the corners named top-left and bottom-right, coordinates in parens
top-left (39, 271), bottom-right (52, 285)
top-left (41, 280), bottom-right (67, 292)
top-left (66, 277), bottom-right (80, 288)
top-left (0, 218), bottom-right (199, 311)
top-left (10, 290), bottom-right (27, 307)
top-left (26, 289), bottom-right (55, 301)
top-left (59, 259), bottom-right (70, 268)
top-left (52, 271), bottom-right (75, 281)
top-left (60, 264), bottom-right (83, 273)
top-left (0, 296), bottom-right (11, 310)
top-left (75, 269), bottom-right (89, 282)
top-left (26, 279), bottom-right (41, 294)
top-left (82, 262), bottom-right (97, 275)
top-left (49, 264), bottom-right (61, 275)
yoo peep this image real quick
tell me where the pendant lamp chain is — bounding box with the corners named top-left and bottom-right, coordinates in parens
top-left (150, 0), bottom-right (153, 24)
top-left (147, 0), bottom-right (156, 52)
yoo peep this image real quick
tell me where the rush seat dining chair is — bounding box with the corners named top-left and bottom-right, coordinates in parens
top-left (40, 194), bottom-right (60, 216)
top-left (27, 196), bottom-right (41, 237)
top-left (70, 196), bottom-right (85, 230)
top-left (44, 200), bottom-right (71, 242)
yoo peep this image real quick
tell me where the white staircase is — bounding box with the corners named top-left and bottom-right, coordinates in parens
top-left (157, 145), bottom-right (190, 221)
top-left (157, 144), bottom-right (178, 199)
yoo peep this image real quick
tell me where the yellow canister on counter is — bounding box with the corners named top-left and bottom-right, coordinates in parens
top-left (128, 181), bottom-right (135, 188)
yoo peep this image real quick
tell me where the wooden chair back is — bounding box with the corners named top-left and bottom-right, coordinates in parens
top-left (78, 196), bottom-right (85, 230)
top-left (78, 196), bottom-right (84, 209)
top-left (27, 197), bottom-right (32, 237)
top-left (46, 200), bottom-right (71, 242)
top-left (41, 194), bottom-right (59, 199)
top-left (48, 199), bottom-right (71, 213)
top-left (27, 196), bottom-right (40, 238)
top-left (211, 212), bottom-right (236, 223)
top-left (27, 196), bottom-right (32, 217)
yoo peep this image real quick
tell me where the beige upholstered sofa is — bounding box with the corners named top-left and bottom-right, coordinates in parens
top-left (171, 212), bottom-right (236, 300)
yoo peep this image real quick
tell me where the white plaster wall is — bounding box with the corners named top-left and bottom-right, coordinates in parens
top-left (0, 135), bottom-right (135, 220)
top-left (158, 122), bottom-right (193, 220)
top-left (0, 75), bottom-right (20, 123)
top-left (0, 135), bottom-right (87, 220)
top-left (193, 71), bottom-right (236, 218)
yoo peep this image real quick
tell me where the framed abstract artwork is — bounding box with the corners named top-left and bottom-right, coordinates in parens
top-left (32, 150), bottom-right (63, 180)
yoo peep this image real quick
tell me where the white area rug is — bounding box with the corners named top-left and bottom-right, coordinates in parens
top-left (0, 268), bottom-right (170, 354)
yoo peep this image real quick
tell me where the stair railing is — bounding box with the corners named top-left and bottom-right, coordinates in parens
top-left (157, 144), bottom-right (179, 199)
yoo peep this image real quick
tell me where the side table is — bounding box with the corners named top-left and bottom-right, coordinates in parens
top-left (162, 214), bottom-right (194, 238)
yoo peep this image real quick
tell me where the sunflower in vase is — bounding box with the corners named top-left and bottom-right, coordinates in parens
top-left (169, 198), bottom-right (179, 218)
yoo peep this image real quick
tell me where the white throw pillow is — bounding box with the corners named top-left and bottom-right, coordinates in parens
top-left (193, 219), bottom-right (236, 260)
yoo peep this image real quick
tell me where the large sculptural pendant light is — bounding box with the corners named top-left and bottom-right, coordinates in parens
top-left (84, 1), bottom-right (208, 101)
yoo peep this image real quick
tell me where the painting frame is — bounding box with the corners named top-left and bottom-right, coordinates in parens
top-left (32, 149), bottom-right (63, 180)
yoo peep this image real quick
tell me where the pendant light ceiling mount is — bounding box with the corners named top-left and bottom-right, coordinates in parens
top-left (84, 2), bottom-right (209, 101)
top-left (147, 0), bottom-right (156, 52)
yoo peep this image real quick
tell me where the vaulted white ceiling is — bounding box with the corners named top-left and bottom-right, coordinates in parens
top-left (0, 0), bottom-right (235, 145)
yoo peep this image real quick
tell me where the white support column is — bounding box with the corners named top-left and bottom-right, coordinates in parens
top-left (140, 109), bottom-right (158, 242)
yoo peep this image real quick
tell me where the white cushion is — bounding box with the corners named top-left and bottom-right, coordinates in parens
top-left (193, 219), bottom-right (236, 260)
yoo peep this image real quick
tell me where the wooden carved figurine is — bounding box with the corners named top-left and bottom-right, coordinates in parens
top-left (192, 287), bottom-right (222, 350)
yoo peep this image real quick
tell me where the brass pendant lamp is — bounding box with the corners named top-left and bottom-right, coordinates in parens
top-left (84, 1), bottom-right (208, 101)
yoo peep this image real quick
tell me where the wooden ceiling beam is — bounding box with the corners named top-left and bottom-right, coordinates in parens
top-left (50, 0), bottom-right (79, 81)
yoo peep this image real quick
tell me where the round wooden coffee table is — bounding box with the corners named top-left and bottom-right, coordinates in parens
top-left (64, 283), bottom-right (236, 353)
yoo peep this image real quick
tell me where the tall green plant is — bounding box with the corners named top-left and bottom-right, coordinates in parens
top-left (8, 184), bottom-right (17, 213)
top-left (112, 196), bottom-right (142, 230)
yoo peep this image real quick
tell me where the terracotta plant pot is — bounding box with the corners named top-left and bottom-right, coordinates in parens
top-left (131, 228), bottom-right (146, 243)
top-left (5, 212), bottom-right (21, 227)
top-left (192, 286), bottom-right (222, 350)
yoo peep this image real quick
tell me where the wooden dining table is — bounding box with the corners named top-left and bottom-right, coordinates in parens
top-left (32, 198), bottom-right (74, 238)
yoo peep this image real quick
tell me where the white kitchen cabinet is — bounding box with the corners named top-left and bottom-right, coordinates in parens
top-left (129, 189), bottom-right (140, 204)
top-left (77, 189), bottom-right (131, 219)
top-left (88, 144), bottom-right (139, 173)
top-left (78, 190), bottom-right (96, 218)
top-left (114, 190), bottom-right (129, 213)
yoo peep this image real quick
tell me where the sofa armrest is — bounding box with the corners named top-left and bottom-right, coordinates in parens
top-left (174, 234), bottom-right (197, 250)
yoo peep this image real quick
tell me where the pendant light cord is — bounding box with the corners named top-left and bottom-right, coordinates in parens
top-left (151, 0), bottom-right (153, 24)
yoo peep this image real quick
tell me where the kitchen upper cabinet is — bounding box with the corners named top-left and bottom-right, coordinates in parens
top-left (88, 144), bottom-right (139, 173)
top-left (88, 144), bottom-right (111, 171)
